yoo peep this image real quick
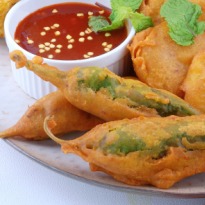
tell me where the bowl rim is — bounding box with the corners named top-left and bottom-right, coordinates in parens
top-left (4, 0), bottom-right (135, 64)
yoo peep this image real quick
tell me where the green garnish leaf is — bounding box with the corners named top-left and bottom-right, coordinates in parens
top-left (89, 7), bottom-right (130, 32)
top-left (88, 0), bottom-right (153, 32)
top-left (88, 16), bottom-right (110, 32)
top-left (130, 12), bottom-right (154, 32)
top-left (160, 0), bottom-right (205, 46)
top-left (111, 0), bottom-right (143, 12)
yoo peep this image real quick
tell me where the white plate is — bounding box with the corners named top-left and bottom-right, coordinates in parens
top-left (1, 39), bottom-right (205, 198)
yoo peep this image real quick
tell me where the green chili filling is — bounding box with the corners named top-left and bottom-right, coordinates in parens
top-left (185, 135), bottom-right (205, 143)
top-left (99, 129), bottom-right (205, 158)
top-left (77, 67), bottom-right (198, 116)
top-left (77, 68), bottom-right (120, 98)
top-left (100, 130), bottom-right (146, 155)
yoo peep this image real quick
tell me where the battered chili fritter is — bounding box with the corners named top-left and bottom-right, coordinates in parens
top-left (10, 50), bottom-right (199, 121)
top-left (44, 115), bottom-right (205, 189)
top-left (0, 90), bottom-right (104, 140)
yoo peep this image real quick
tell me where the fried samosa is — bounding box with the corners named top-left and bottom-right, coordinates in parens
top-left (182, 52), bottom-right (205, 113)
top-left (44, 114), bottom-right (205, 189)
top-left (0, 90), bottom-right (104, 140)
top-left (9, 50), bottom-right (199, 121)
top-left (128, 21), bottom-right (205, 97)
top-left (0, 0), bottom-right (19, 37)
top-left (139, 0), bottom-right (166, 25)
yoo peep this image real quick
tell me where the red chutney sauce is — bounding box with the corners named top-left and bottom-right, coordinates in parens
top-left (14, 3), bottom-right (128, 60)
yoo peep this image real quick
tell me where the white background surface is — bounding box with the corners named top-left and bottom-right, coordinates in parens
top-left (0, 139), bottom-right (205, 205)
top-left (1, 38), bottom-right (205, 205)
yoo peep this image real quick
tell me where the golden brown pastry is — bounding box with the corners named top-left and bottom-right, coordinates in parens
top-left (128, 21), bottom-right (205, 97)
top-left (139, 0), bottom-right (165, 25)
top-left (182, 52), bottom-right (205, 113)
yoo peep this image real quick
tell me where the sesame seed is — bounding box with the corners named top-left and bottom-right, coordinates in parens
top-left (107, 44), bottom-right (113, 49)
top-left (79, 32), bottom-right (85, 36)
top-left (67, 44), bottom-right (73, 49)
top-left (104, 47), bottom-right (110, 52)
top-left (39, 44), bottom-right (45, 48)
top-left (44, 27), bottom-right (50, 31)
top-left (87, 52), bottom-right (94, 56)
top-left (88, 11), bottom-right (93, 15)
top-left (68, 39), bottom-right (75, 43)
top-left (102, 42), bottom-right (107, 47)
top-left (51, 26), bottom-right (56, 29)
top-left (52, 9), bottom-right (58, 13)
top-left (48, 54), bottom-right (53, 59)
top-left (83, 54), bottom-right (90, 59)
top-left (54, 23), bottom-right (60, 28)
top-left (27, 39), bottom-right (34, 44)
top-left (79, 37), bottom-right (85, 42)
top-left (99, 10), bottom-right (105, 14)
top-left (50, 44), bottom-right (55, 48)
top-left (41, 31), bottom-right (46, 36)
top-left (55, 31), bottom-right (61, 36)
top-left (85, 28), bottom-right (92, 34)
top-left (55, 49), bottom-right (61, 53)
top-left (39, 49), bottom-right (45, 53)
top-left (105, 32), bottom-right (111, 37)
top-left (87, 36), bottom-right (93, 40)
top-left (50, 38), bottom-right (56, 43)
top-left (66, 34), bottom-right (72, 40)
top-left (56, 44), bottom-right (62, 48)
top-left (45, 47), bottom-right (50, 51)
top-left (77, 13), bottom-right (84, 17)
top-left (15, 39), bottom-right (20, 43)
top-left (44, 42), bottom-right (50, 46)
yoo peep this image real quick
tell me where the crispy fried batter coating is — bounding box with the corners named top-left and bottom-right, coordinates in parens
top-left (0, 0), bottom-right (19, 37)
top-left (45, 115), bottom-right (205, 189)
top-left (139, 0), bottom-right (165, 25)
top-left (9, 50), bottom-right (199, 121)
top-left (0, 90), bottom-right (104, 140)
top-left (128, 21), bottom-right (205, 97)
top-left (182, 52), bottom-right (205, 113)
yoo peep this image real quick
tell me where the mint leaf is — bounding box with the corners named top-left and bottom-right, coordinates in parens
top-left (130, 12), bottom-right (153, 32)
top-left (111, 0), bottom-right (143, 12)
top-left (88, 16), bottom-right (110, 32)
top-left (88, 0), bottom-right (152, 33)
top-left (109, 7), bottom-right (132, 23)
top-left (89, 15), bottom-right (124, 32)
top-left (160, 0), bottom-right (205, 46)
top-left (99, 21), bottom-right (125, 31)
top-left (89, 7), bottom-right (132, 32)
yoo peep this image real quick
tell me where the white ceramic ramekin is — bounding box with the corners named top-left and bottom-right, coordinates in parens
top-left (4, 0), bottom-right (135, 99)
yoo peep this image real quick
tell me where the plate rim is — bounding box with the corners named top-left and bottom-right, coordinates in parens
top-left (4, 139), bottom-right (205, 199)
